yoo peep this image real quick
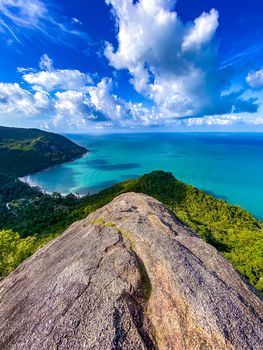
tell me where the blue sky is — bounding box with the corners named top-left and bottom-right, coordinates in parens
top-left (0, 0), bottom-right (263, 132)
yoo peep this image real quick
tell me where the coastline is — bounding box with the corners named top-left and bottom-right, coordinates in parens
top-left (18, 150), bottom-right (89, 198)
top-left (18, 175), bottom-right (86, 198)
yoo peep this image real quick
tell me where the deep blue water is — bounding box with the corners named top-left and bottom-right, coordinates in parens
top-left (28, 133), bottom-right (263, 219)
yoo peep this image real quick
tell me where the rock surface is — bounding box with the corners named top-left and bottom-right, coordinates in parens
top-left (0, 193), bottom-right (262, 350)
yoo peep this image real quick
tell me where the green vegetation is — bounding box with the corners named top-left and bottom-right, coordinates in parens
top-left (0, 229), bottom-right (57, 278)
top-left (0, 126), bottom-right (87, 178)
top-left (1, 171), bottom-right (262, 292)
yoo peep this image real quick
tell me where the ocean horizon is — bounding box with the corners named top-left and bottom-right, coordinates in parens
top-left (28, 132), bottom-right (263, 219)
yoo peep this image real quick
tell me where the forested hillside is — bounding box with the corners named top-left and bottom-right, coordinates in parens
top-left (0, 126), bottom-right (87, 178)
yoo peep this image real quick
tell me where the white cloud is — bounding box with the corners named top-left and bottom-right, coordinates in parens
top-left (55, 91), bottom-right (90, 117)
top-left (50, 79), bottom-right (133, 130)
top-left (0, 53), bottom-right (261, 131)
top-left (18, 55), bottom-right (161, 129)
top-left (52, 90), bottom-right (93, 129)
top-left (184, 113), bottom-right (263, 126)
top-left (39, 54), bottom-right (53, 71)
top-left (0, 55), bottom-right (98, 130)
top-left (0, 1), bottom-right (260, 131)
top-left (21, 54), bottom-right (93, 92)
top-left (0, 82), bottom-right (50, 115)
top-left (89, 78), bottom-right (126, 120)
top-left (182, 9), bottom-right (219, 51)
top-left (246, 69), bottom-right (263, 89)
top-left (14, 55), bottom-right (128, 129)
top-left (105, 0), bottom-right (257, 118)
top-left (185, 114), bottom-right (242, 126)
top-left (104, 0), bottom-right (219, 117)
top-left (23, 69), bottom-right (93, 92)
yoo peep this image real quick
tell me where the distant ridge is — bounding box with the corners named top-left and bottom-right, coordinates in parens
top-left (0, 126), bottom-right (87, 179)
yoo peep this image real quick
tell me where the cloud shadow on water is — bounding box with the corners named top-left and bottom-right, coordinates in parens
top-left (87, 159), bottom-right (141, 171)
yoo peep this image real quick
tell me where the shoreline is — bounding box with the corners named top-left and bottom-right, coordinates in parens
top-left (18, 175), bottom-right (86, 198)
top-left (18, 150), bottom-right (89, 199)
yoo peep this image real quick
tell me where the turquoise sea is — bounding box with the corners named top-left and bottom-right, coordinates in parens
top-left (29, 133), bottom-right (263, 219)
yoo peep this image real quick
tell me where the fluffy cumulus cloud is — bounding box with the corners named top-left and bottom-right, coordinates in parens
top-left (22, 55), bottom-right (93, 92)
top-left (53, 91), bottom-right (93, 129)
top-left (0, 82), bottom-right (50, 114)
top-left (246, 69), bottom-right (263, 89)
top-left (182, 9), bottom-right (219, 51)
top-left (89, 78), bottom-right (127, 121)
top-left (0, 54), bottom-right (152, 130)
top-left (0, 51), bottom-right (262, 131)
top-left (105, 0), bottom-right (258, 120)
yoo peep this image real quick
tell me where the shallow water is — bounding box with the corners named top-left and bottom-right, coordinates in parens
top-left (29, 133), bottom-right (263, 219)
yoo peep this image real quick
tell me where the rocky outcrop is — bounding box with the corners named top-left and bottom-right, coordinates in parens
top-left (0, 193), bottom-right (262, 350)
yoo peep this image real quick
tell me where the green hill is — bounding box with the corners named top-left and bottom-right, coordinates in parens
top-left (0, 126), bottom-right (87, 179)
top-left (0, 171), bottom-right (262, 293)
